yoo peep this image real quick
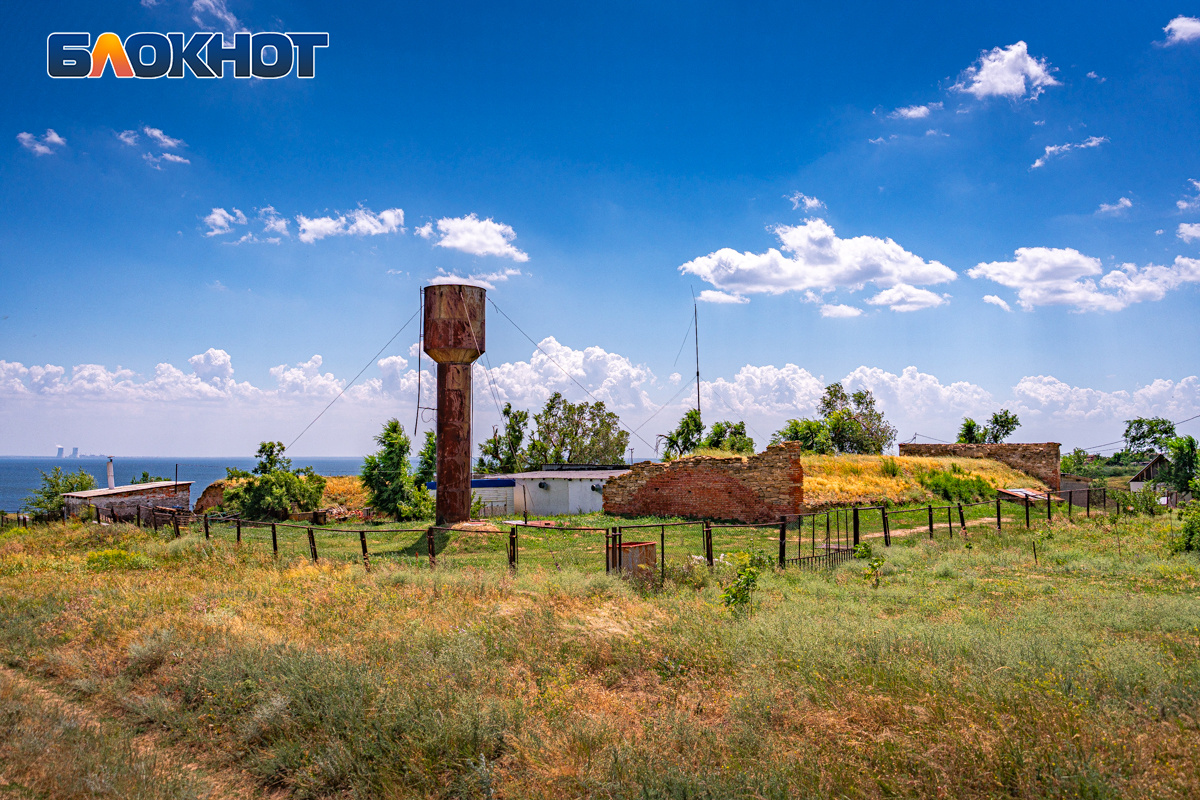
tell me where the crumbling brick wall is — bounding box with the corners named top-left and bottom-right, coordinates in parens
top-left (603, 443), bottom-right (804, 522)
top-left (897, 442), bottom-right (1061, 490)
top-left (64, 483), bottom-right (191, 517)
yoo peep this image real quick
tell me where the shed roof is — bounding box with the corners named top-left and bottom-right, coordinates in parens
top-left (63, 481), bottom-right (193, 499)
top-left (502, 469), bottom-right (630, 481)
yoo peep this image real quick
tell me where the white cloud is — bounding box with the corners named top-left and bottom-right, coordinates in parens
top-left (295, 206), bottom-right (405, 243)
top-left (269, 355), bottom-right (344, 397)
top-left (866, 284), bottom-right (948, 312)
top-left (954, 41), bottom-right (1060, 100)
top-left (203, 207), bottom-right (247, 236)
top-left (784, 192), bottom-right (825, 211)
top-left (431, 213), bottom-right (529, 261)
top-left (983, 294), bottom-right (1012, 311)
top-left (142, 126), bottom-right (184, 149)
top-left (191, 0), bottom-right (242, 33)
top-left (117, 130), bottom-right (139, 146)
top-left (1096, 197), bottom-right (1131, 215)
top-left (889, 102), bottom-right (942, 120)
top-left (1177, 223), bottom-right (1200, 243)
top-left (160, 152), bottom-right (190, 164)
top-left (819, 304), bottom-right (863, 318)
top-left (697, 289), bottom-right (749, 304)
top-left (17, 130), bottom-right (66, 156)
top-left (968, 247), bottom-right (1200, 312)
top-left (1085, 71), bottom-right (1106, 83)
top-left (414, 222), bottom-right (434, 239)
top-left (668, 372), bottom-right (682, 386)
top-left (1031, 136), bottom-right (1107, 169)
top-left (429, 267), bottom-right (523, 291)
top-left (259, 206), bottom-right (289, 236)
top-left (1177, 179), bottom-right (1200, 211)
top-left (188, 348), bottom-right (235, 384)
top-left (1164, 16), bottom-right (1200, 46)
top-left (679, 218), bottom-right (955, 309)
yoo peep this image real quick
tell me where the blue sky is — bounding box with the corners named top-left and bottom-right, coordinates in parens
top-left (2, 1), bottom-right (1199, 457)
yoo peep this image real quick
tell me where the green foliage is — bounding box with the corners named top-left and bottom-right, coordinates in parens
top-left (224, 441), bottom-right (326, 520)
top-left (958, 409), bottom-right (1020, 444)
top-left (957, 418), bottom-right (985, 444)
top-left (770, 417), bottom-right (834, 453)
top-left (880, 457), bottom-right (901, 477)
top-left (414, 430), bottom-right (437, 487)
top-left (130, 471), bottom-right (167, 484)
top-left (861, 555), bottom-right (886, 589)
top-left (526, 392), bottom-right (630, 466)
top-left (360, 419), bottom-right (431, 521)
top-left (22, 467), bottom-right (96, 517)
top-left (919, 467), bottom-right (993, 503)
top-left (659, 408), bottom-right (704, 459)
top-left (1060, 447), bottom-right (1091, 475)
top-left (852, 542), bottom-right (873, 559)
top-left (719, 563), bottom-right (759, 614)
top-left (86, 549), bottom-right (155, 571)
top-left (700, 420), bottom-right (755, 454)
top-left (1123, 416), bottom-right (1176, 457)
top-left (477, 403), bottom-right (530, 473)
top-left (1171, 492), bottom-right (1200, 553)
top-left (819, 383), bottom-right (897, 454)
top-left (1161, 435), bottom-right (1198, 494)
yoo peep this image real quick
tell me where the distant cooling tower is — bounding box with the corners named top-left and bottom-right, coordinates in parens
top-left (56, 445), bottom-right (64, 458)
top-left (422, 284), bottom-right (486, 525)
top-left (70, 447), bottom-right (78, 458)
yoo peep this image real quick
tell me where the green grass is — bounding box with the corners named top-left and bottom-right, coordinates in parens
top-left (0, 512), bottom-right (1197, 798)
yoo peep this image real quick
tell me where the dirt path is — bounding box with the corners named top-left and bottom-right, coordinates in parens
top-left (0, 666), bottom-right (282, 800)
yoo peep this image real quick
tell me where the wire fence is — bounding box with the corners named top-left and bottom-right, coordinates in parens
top-left (51, 485), bottom-right (1164, 578)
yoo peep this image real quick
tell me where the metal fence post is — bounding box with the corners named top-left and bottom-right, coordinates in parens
top-left (928, 505), bottom-right (934, 539)
top-left (1047, 490), bottom-right (1052, 523)
top-left (1086, 487), bottom-right (1091, 517)
top-left (778, 517), bottom-right (787, 566)
top-left (1068, 490), bottom-right (1073, 518)
top-left (996, 498), bottom-right (1001, 531)
top-left (509, 527), bottom-right (518, 571)
top-left (426, 528), bottom-right (436, 568)
top-left (308, 526), bottom-right (318, 562)
top-left (271, 522), bottom-right (278, 557)
top-left (660, 525), bottom-right (665, 585)
top-left (203, 515), bottom-right (210, 539)
top-left (957, 503), bottom-right (966, 532)
top-left (852, 507), bottom-right (860, 547)
top-left (360, 530), bottom-right (370, 572)
top-left (704, 521), bottom-right (713, 566)
top-left (236, 517), bottom-right (242, 545)
top-left (882, 508), bottom-right (891, 547)
top-left (1025, 496), bottom-right (1030, 528)
top-left (136, 506), bottom-right (141, 527)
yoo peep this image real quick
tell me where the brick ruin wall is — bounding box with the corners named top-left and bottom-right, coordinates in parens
top-left (897, 442), bottom-right (1061, 490)
top-left (603, 443), bottom-right (805, 523)
top-left (65, 484), bottom-right (191, 517)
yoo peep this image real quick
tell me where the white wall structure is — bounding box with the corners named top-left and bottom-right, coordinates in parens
top-left (510, 469), bottom-right (629, 516)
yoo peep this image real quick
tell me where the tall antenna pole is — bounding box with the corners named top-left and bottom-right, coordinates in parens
top-left (414, 287), bottom-right (423, 437)
top-left (692, 288), bottom-right (701, 423)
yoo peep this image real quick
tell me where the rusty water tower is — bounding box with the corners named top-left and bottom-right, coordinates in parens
top-left (423, 284), bottom-right (486, 525)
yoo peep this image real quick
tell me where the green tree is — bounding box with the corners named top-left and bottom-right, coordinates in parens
top-left (360, 419), bottom-right (431, 521)
top-left (770, 418), bottom-right (834, 453)
top-left (477, 403), bottom-right (530, 473)
top-left (130, 471), bottom-right (167, 484)
top-left (658, 409), bottom-right (705, 459)
top-left (527, 392), bottom-right (630, 465)
top-left (1124, 417), bottom-right (1176, 457)
top-left (957, 418), bottom-right (985, 444)
top-left (984, 409), bottom-right (1021, 443)
top-left (1060, 447), bottom-right (1092, 475)
top-left (1162, 435), bottom-right (1198, 494)
top-left (223, 441), bottom-right (326, 520)
top-left (414, 431), bottom-right (437, 487)
top-left (701, 420), bottom-right (755, 454)
top-left (816, 383), bottom-right (897, 455)
top-left (22, 467), bottom-right (96, 518)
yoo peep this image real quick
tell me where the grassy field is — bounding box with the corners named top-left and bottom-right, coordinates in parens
top-left (1, 510), bottom-right (1198, 799)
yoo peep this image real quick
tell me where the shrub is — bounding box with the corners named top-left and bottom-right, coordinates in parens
top-left (22, 467), bottom-right (96, 518)
top-left (225, 470), bottom-right (326, 520)
top-left (880, 457), bottom-right (901, 478)
top-left (1170, 501), bottom-right (1200, 554)
top-left (720, 564), bottom-right (759, 614)
top-left (919, 468), bottom-right (993, 503)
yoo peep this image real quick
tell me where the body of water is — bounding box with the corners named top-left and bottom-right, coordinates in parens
top-left (0, 456), bottom-right (367, 513)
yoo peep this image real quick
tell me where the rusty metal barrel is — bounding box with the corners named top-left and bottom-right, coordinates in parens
top-left (423, 284), bottom-right (486, 525)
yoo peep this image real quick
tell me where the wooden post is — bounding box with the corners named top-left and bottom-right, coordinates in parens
top-left (778, 517), bottom-right (787, 567)
top-left (426, 528), bottom-right (436, 568)
top-left (307, 527), bottom-right (318, 562)
top-left (957, 503), bottom-right (966, 531)
top-left (1033, 538), bottom-right (1038, 565)
top-left (928, 505), bottom-right (934, 539)
top-left (882, 509), bottom-right (891, 547)
top-left (509, 527), bottom-right (518, 571)
top-left (1047, 490), bottom-right (1052, 523)
top-left (947, 506), bottom-right (953, 537)
top-left (996, 498), bottom-right (1002, 531)
top-left (236, 517), bottom-right (242, 545)
top-left (203, 515), bottom-right (210, 539)
top-left (271, 523), bottom-right (278, 557)
top-left (1086, 487), bottom-right (1091, 517)
top-left (604, 529), bottom-right (610, 574)
top-left (136, 506), bottom-right (141, 527)
top-left (153, 510), bottom-right (160, 533)
top-left (852, 507), bottom-right (860, 547)
top-left (359, 530), bottom-right (370, 572)
top-left (1024, 496), bottom-right (1030, 528)
top-left (1068, 490), bottom-right (1073, 518)
top-left (172, 512), bottom-right (180, 538)
top-left (704, 521), bottom-right (713, 566)
top-left (660, 525), bottom-right (665, 584)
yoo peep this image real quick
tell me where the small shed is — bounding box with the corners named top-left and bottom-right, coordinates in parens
top-left (426, 478), bottom-right (517, 517)
top-left (1129, 455), bottom-right (1169, 492)
top-left (429, 466), bottom-right (630, 517)
top-left (63, 481), bottom-right (193, 518)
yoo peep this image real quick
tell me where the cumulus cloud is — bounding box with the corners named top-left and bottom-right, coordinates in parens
top-left (968, 247), bottom-right (1200, 312)
top-left (954, 41), bottom-right (1059, 100)
top-left (117, 130), bottom-right (139, 146)
top-left (697, 289), bottom-right (750, 304)
top-left (819, 304), bottom-right (863, 318)
top-left (142, 126), bottom-right (184, 149)
top-left (679, 218), bottom-right (955, 309)
top-left (429, 213), bottom-right (529, 261)
top-left (983, 294), bottom-right (1012, 311)
top-left (17, 130), bottom-right (66, 156)
top-left (889, 102), bottom-right (942, 119)
top-left (191, 0), bottom-right (242, 33)
top-left (784, 192), bottom-right (825, 211)
top-left (1163, 16), bottom-right (1200, 46)
top-left (188, 348), bottom-right (235, 384)
top-left (1086, 71), bottom-right (1106, 83)
top-left (1096, 197), bottom-right (1132, 215)
top-left (1031, 136), bottom-right (1107, 169)
top-left (429, 267), bottom-right (524, 291)
top-left (866, 284), bottom-right (948, 312)
top-left (259, 206), bottom-right (289, 236)
top-left (144, 152), bottom-right (190, 169)
top-left (414, 222), bottom-right (434, 239)
top-left (1177, 223), bottom-right (1200, 243)
top-left (204, 207), bottom-right (247, 236)
top-left (1177, 179), bottom-right (1200, 211)
top-left (269, 355), bottom-right (344, 396)
top-left (295, 206), bottom-right (405, 243)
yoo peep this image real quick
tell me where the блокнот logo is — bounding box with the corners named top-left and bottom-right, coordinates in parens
top-left (47, 32), bottom-right (329, 79)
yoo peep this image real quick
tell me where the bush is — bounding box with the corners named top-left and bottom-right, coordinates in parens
top-left (919, 467), bottom-right (993, 503)
top-left (22, 467), bottom-right (96, 518)
top-left (1170, 501), bottom-right (1200, 554)
top-left (224, 470), bottom-right (326, 520)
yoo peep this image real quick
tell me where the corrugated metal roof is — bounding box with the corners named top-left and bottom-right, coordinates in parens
top-left (63, 481), bottom-right (193, 498)
top-left (502, 469), bottom-right (630, 481)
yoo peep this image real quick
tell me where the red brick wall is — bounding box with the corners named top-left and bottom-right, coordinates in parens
top-left (897, 442), bottom-right (1061, 490)
top-left (603, 443), bottom-right (805, 522)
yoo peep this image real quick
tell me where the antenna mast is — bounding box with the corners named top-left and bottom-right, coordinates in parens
top-left (692, 288), bottom-right (700, 423)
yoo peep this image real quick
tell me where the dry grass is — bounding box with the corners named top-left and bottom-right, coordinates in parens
top-left (1, 514), bottom-right (1198, 799)
top-left (319, 475), bottom-right (369, 510)
top-left (800, 454), bottom-right (1041, 508)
